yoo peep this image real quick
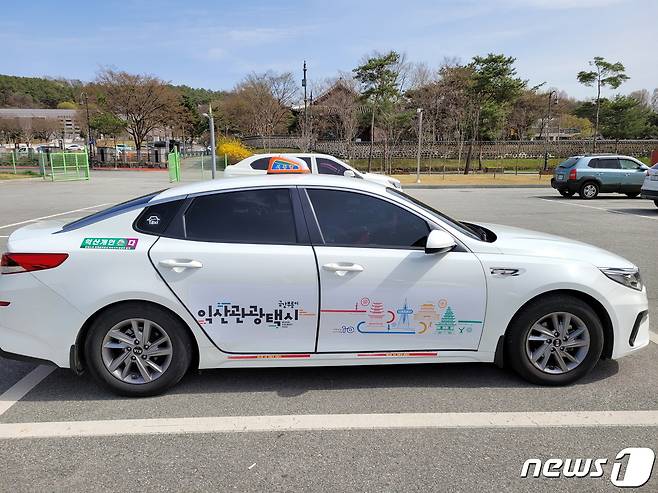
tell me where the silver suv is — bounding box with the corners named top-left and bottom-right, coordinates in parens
top-left (551, 155), bottom-right (648, 199)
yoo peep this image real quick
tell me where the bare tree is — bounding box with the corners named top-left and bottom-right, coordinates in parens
top-left (629, 89), bottom-right (651, 108)
top-left (0, 117), bottom-right (23, 145)
top-left (93, 69), bottom-right (181, 159)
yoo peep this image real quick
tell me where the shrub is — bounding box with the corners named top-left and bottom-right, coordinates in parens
top-left (216, 137), bottom-right (252, 164)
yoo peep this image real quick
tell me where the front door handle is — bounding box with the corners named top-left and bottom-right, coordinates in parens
top-left (159, 259), bottom-right (203, 273)
top-left (322, 262), bottom-right (364, 276)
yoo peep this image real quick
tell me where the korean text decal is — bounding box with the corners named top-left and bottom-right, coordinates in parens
top-left (81, 237), bottom-right (138, 250)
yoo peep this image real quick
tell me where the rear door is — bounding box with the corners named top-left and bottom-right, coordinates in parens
top-left (148, 187), bottom-right (319, 353)
top-left (597, 158), bottom-right (622, 191)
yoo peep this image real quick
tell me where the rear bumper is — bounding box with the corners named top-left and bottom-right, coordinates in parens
top-left (551, 178), bottom-right (579, 193)
top-left (0, 272), bottom-right (84, 367)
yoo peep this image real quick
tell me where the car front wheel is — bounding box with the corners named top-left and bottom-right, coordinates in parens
top-left (506, 295), bottom-right (604, 385)
top-left (85, 303), bottom-right (193, 396)
top-left (579, 182), bottom-right (599, 199)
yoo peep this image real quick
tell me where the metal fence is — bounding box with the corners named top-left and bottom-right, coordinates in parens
top-left (45, 150), bottom-right (90, 181)
top-left (241, 136), bottom-right (658, 160)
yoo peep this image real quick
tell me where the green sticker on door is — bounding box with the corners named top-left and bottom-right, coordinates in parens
top-left (81, 237), bottom-right (138, 250)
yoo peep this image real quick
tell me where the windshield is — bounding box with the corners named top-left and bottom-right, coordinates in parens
top-left (387, 188), bottom-right (482, 241)
top-left (557, 157), bottom-right (579, 168)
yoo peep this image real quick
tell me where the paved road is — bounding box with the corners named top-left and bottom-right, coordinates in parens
top-left (0, 173), bottom-right (657, 491)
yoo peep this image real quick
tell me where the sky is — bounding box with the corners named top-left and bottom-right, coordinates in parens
top-left (2, 0), bottom-right (656, 99)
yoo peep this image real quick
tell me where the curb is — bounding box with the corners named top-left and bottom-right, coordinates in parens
top-left (402, 184), bottom-right (551, 189)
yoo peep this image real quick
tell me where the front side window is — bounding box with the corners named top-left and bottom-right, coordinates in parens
top-left (317, 158), bottom-right (348, 175)
top-left (307, 189), bottom-right (429, 248)
top-left (185, 189), bottom-right (297, 244)
top-left (619, 158), bottom-right (641, 170)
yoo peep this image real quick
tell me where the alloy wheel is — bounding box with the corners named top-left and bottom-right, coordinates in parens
top-left (101, 318), bottom-right (173, 384)
top-left (525, 312), bottom-right (590, 375)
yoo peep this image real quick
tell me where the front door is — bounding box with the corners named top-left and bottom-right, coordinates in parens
top-left (304, 188), bottom-right (487, 352)
top-left (619, 158), bottom-right (646, 192)
top-left (149, 188), bottom-right (319, 353)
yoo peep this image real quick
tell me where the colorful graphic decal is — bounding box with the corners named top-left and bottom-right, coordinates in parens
top-left (80, 237), bottom-right (138, 250)
top-left (357, 352), bottom-right (438, 358)
top-left (322, 298), bottom-right (482, 336)
top-left (197, 299), bottom-right (315, 329)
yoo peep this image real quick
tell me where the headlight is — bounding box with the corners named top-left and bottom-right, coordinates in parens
top-left (600, 267), bottom-right (643, 291)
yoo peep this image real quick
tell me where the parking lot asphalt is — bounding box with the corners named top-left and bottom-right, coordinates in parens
top-left (1, 172), bottom-right (657, 491)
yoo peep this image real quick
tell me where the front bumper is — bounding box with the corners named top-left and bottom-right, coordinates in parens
top-left (606, 283), bottom-right (651, 360)
top-left (640, 188), bottom-right (658, 200)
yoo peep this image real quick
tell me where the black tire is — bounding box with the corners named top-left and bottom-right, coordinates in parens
top-left (654, 200), bottom-right (658, 209)
top-left (625, 192), bottom-right (639, 198)
top-left (579, 181), bottom-right (599, 199)
top-left (505, 295), bottom-right (604, 386)
top-left (84, 302), bottom-right (193, 396)
top-left (558, 189), bottom-right (574, 198)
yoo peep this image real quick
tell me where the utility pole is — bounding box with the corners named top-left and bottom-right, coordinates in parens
top-left (302, 60), bottom-right (308, 151)
top-left (81, 91), bottom-right (93, 156)
top-left (416, 108), bottom-right (423, 183)
top-left (543, 90), bottom-right (558, 171)
top-left (203, 104), bottom-right (217, 179)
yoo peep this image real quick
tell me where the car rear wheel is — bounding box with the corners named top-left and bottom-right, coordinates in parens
top-left (506, 295), bottom-right (604, 385)
top-left (625, 192), bottom-right (639, 198)
top-left (85, 303), bottom-right (192, 396)
top-left (579, 182), bottom-right (599, 199)
top-left (558, 189), bottom-right (574, 198)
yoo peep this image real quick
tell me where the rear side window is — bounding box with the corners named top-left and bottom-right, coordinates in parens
top-left (589, 158), bottom-right (619, 169)
top-left (307, 189), bottom-right (429, 248)
top-left (185, 189), bottom-right (297, 244)
top-left (134, 199), bottom-right (185, 235)
top-left (61, 191), bottom-right (163, 232)
top-left (297, 157), bottom-right (313, 167)
top-left (250, 157), bottom-right (270, 170)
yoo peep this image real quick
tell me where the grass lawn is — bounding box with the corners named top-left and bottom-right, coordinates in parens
top-left (395, 173), bottom-right (552, 186)
top-left (0, 171), bottom-right (40, 180)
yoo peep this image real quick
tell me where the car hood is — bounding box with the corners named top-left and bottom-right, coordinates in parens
top-left (478, 222), bottom-right (636, 268)
top-left (362, 172), bottom-right (401, 188)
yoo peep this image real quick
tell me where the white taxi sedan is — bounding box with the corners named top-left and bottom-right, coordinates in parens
top-left (0, 175), bottom-right (650, 396)
top-left (224, 152), bottom-right (402, 189)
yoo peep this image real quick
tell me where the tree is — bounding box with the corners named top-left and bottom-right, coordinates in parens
top-left (464, 54), bottom-right (524, 174)
top-left (90, 112), bottom-right (126, 140)
top-left (93, 69), bottom-right (181, 159)
top-left (577, 56), bottom-right (629, 152)
top-left (0, 117), bottom-right (23, 144)
top-left (599, 95), bottom-right (653, 140)
top-left (30, 118), bottom-right (60, 143)
top-left (353, 51), bottom-right (402, 172)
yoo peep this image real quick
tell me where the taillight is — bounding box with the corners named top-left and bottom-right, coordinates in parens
top-left (568, 168), bottom-right (577, 180)
top-left (1, 253), bottom-right (69, 275)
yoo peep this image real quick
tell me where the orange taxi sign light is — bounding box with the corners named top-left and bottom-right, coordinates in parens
top-left (267, 156), bottom-right (310, 174)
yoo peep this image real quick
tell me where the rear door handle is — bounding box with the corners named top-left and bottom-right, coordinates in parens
top-left (322, 262), bottom-right (364, 276)
top-left (159, 259), bottom-right (203, 273)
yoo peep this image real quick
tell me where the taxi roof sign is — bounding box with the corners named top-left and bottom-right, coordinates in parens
top-left (267, 155), bottom-right (310, 174)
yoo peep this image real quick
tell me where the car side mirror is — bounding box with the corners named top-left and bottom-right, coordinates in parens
top-left (425, 230), bottom-right (456, 254)
top-left (343, 169), bottom-right (356, 178)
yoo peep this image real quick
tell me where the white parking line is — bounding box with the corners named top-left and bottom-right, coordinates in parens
top-left (1, 410), bottom-right (658, 440)
top-left (0, 204), bottom-right (110, 230)
top-left (537, 197), bottom-right (658, 220)
top-left (0, 365), bottom-right (55, 417)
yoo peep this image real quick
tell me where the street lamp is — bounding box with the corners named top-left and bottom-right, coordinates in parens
top-left (543, 90), bottom-right (559, 171)
top-left (416, 108), bottom-right (423, 184)
top-left (80, 91), bottom-right (93, 155)
top-left (202, 104), bottom-right (217, 179)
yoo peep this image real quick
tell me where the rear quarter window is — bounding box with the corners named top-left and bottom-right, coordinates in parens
top-left (558, 157), bottom-right (579, 168)
top-left (134, 199), bottom-right (186, 235)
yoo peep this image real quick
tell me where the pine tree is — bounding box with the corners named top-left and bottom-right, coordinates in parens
top-left (439, 307), bottom-right (456, 329)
